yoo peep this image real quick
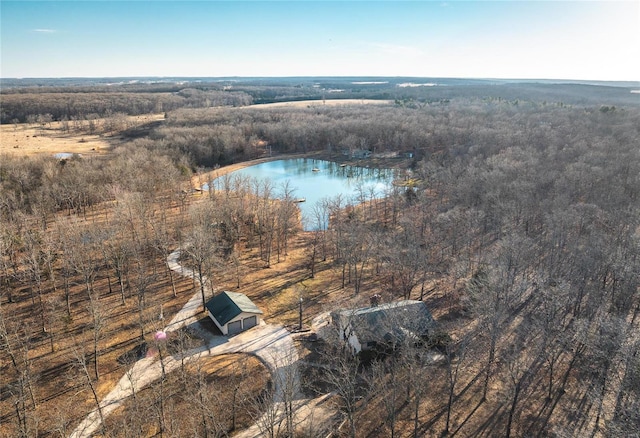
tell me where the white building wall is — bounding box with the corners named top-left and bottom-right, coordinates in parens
top-left (207, 310), bottom-right (228, 335)
top-left (347, 330), bottom-right (362, 354)
top-left (207, 310), bottom-right (262, 336)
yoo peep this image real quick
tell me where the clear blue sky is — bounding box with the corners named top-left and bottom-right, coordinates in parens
top-left (1, 1), bottom-right (639, 81)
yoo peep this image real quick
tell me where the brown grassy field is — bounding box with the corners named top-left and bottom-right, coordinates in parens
top-left (0, 99), bottom-right (390, 158)
top-left (0, 114), bottom-right (164, 156)
top-left (250, 98), bottom-right (393, 109)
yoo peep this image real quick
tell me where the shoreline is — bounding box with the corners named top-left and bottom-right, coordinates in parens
top-left (190, 150), bottom-right (411, 189)
top-left (189, 152), bottom-right (318, 189)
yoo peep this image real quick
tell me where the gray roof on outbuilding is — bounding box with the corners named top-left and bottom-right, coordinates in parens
top-left (205, 291), bottom-right (263, 326)
top-left (331, 300), bottom-right (434, 346)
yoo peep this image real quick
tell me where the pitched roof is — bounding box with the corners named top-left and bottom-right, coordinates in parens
top-left (205, 291), bottom-right (263, 326)
top-left (332, 300), bottom-right (433, 346)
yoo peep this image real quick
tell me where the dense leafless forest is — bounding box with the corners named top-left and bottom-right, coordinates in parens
top-left (1, 78), bottom-right (639, 437)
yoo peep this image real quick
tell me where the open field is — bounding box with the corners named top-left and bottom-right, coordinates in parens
top-left (0, 122), bottom-right (110, 156)
top-left (250, 98), bottom-right (393, 109)
top-left (0, 114), bottom-right (165, 156)
top-left (1, 99), bottom-right (391, 158)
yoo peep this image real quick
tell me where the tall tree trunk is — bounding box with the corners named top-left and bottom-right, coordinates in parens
top-left (165, 262), bottom-right (177, 297)
top-left (505, 381), bottom-right (521, 438)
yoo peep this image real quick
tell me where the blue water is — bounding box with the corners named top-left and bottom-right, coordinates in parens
top-left (207, 158), bottom-right (396, 230)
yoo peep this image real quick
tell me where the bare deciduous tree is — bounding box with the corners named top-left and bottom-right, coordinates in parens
top-left (183, 202), bottom-right (221, 310)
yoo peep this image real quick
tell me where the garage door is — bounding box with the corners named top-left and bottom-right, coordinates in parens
top-left (243, 316), bottom-right (257, 330)
top-left (227, 320), bottom-right (242, 335)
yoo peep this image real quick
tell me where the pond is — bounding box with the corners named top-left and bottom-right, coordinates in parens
top-left (208, 158), bottom-right (397, 230)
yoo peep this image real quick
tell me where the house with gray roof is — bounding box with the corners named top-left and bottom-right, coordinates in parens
top-left (331, 300), bottom-right (434, 354)
top-left (205, 291), bottom-right (263, 335)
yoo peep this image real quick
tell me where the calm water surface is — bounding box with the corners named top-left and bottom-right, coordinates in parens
top-left (210, 158), bottom-right (396, 229)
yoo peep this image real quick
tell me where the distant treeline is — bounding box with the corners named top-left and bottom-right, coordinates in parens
top-left (2, 78), bottom-right (638, 124)
top-left (144, 97), bottom-right (640, 169)
top-left (0, 88), bottom-right (253, 123)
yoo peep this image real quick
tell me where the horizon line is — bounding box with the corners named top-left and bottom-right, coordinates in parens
top-left (2, 75), bottom-right (639, 84)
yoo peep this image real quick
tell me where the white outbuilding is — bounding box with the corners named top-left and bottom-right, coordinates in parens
top-left (205, 291), bottom-right (263, 335)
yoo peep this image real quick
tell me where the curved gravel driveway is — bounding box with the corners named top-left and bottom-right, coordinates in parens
top-left (69, 249), bottom-right (299, 438)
